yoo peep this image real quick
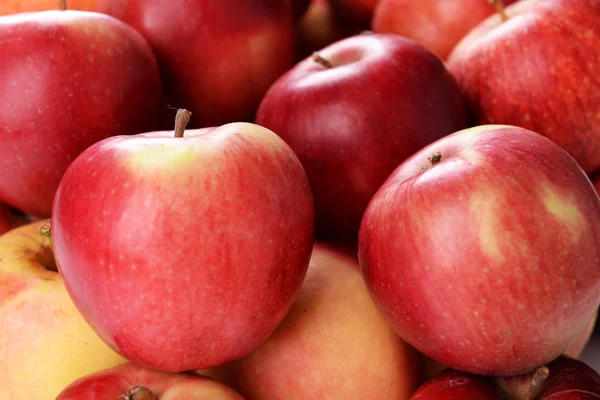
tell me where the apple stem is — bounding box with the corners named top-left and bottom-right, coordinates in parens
top-left (39, 221), bottom-right (52, 249)
top-left (488, 0), bottom-right (509, 22)
top-left (117, 386), bottom-right (157, 400)
top-left (59, 0), bottom-right (68, 10)
top-left (525, 366), bottom-right (550, 400)
top-left (428, 152), bottom-right (442, 165)
top-left (312, 52), bottom-right (334, 69)
top-left (174, 108), bottom-right (192, 138)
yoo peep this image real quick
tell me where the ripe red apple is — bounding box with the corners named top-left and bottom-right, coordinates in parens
top-left (359, 124), bottom-right (600, 376)
top-left (447, 0), bottom-right (600, 174)
top-left (200, 243), bottom-right (422, 399)
top-left (256, 33), bottom-right (468, 242)
top-left (0, 220), bottom-right (126, 399)
top-left (51, 114), bottom-right (315, 373)
top-left (98, 0), bottom-right (296, 128)
top-left (57, 363), bottom-right (245, 400)
top-left (372, 0), bottom-right (520, 60)
top-left (412, 355), bottom-right (600, 399)
top-left (328, 0), bottom-right (379, 29)
top-left (0, 9), bottom-right (162, 217)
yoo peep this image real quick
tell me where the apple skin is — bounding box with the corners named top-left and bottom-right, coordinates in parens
top-left (446, 0), bottom-right (600, 174)
top-left (0, 220), bottom-right (127, 399)
top-left (98, 0), bottom-right (296, 128)
top-left (51, 122), bottom-right (315, 373)
top-left (291, 0), bottom-right (312, 19)
top-left (328, 0), bottom-right (379, 29)
top-left (200, 243), bottom-right (422, 399)
top-left (410, 369), bottom-right (505, 400)
top-left (256, 33), bottom-right (468, 243)
top-left (358, 124), bottom-right (600, 376)
top-left (413, 355), bottom-right (600, 400)
top-left (57, 363), bottom-right (245, 400)
top-left (0, 10), bottom-right (162, 217)
top-left (372, 0), bottom-right (519, 60)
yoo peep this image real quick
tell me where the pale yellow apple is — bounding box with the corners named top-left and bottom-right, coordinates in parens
top-left (201, 242), bottom-right (422, 399)
top-left (0, 220), bottom-right (126, 399)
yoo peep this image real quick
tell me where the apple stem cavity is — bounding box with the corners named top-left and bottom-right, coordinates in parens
top-left (174, 108), bottom-right (192, 138)
top-left (488, 0), bottom-right (509, 22)
top-left (59, 0), bottom-right (68, 10)
top-left (117, 386), bottom-right (158, 400)
top-left (312, 52), bottom-right (334, 69)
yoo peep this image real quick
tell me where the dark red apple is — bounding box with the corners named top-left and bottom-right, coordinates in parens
top-left (57, 363), bottom-right (245, 400)
top-left (412, 355), bottom-right (600, 399)
top-left (373, 0), bottom-right (520, 60)
top-left (97, 0), bottom-right (296, 128)
top-left (328, 0), bottom-right (379, 29)
top-left (447, 0), bottom-right (600, 174)
top-left (51, 114), bottom-right (315, 373)
top-left (256, 33), bottom-right (468, 243)
top-left (359, 124), bottom-right (600, 376)
top-left (0, 9), bottom-right (162, 217)
top-left (291, 0), bottom-right (312, 19)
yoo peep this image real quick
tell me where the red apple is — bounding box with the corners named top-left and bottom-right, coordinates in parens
top-left (412, 355), bottom-right (600, 399)
top-left (372, 0), bottom-right (520, 60)
top-left (98, 0), bottom-right (296, 128)
top-left (328, 0), bottom-right (379, 29)
top-left (57, 363), bottom-right (245, 400)
top-left (200, 243), bottom-right (422, 399)
top-left (291, 0), bottom-right (312, 19)
top-left (359, 124), bottom-right (600, 376)
top-left (51, 115), bottom-right (315, 373)
top-left (295, 0), bottom-right (356, 61)
top-left (446, 0), bottom-right (600, 174)
top-left (256, 33), bottom-right (468, 243)
top-left (0, 9), bottom-right (162, 217)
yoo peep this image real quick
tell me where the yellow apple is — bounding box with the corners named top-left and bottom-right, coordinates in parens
top-left (0, 220), bottom-right (126, 399)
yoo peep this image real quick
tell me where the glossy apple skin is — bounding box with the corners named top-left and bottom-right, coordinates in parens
top-left (0, 220), bottom-right (127, 399)
top-left (0, 11), bottom-right (161, 217)
top-left (414, 356), bottom-right (600, 400)
top-left (359, 125), bottom-right (600, 376)
top-left (373, 0), bottom-right (519, 60)
top-left (201, 243), bottom-right (422, 399)
top-left (57, 363), bottom-right (245, 400)
top-left (410, 369), bottom-right (504, 400)
top-left (447, 0), bottom-right (600, 174)
top-left (99, 0), bottom-right (295, 128)
top-left (51, 122), bottom-right (315, 373)
top-left (257, 33), bottom-right (468, 243)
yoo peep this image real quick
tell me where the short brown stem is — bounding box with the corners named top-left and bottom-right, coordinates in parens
top-left (525, 366), bottom-right (550, 400)
top-left (39, 221), bottom-right (52, 249)
top-left (174, 108), bottom-right (192, 138)
top-left (489, 0), bottom-right (509, 22)
top-left (59, 0), bottom-right (68, 10)
top-left (428, 152), bottom-right (442, 165)
top-left (312, 52), bottom-right (334, 69)
top-left (495, 365), bottom-right (550, 400)
top-left (117, 386), bottom-right (157, 400)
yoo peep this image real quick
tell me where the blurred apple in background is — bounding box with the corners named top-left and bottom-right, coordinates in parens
top-left (328, 0), bottom-right (379, 29)
top-left (0, 0), bottom-right (96, 15)
top-left (51, 117), bottom-right (315, 373)
top-left (291, 0), bottom-right (312, 19)
top-left (295, 0), bottom-right (357, 61)
top-left (201, 243), bottom-right (421, 400)
top-left (0, 220), bottom-right (126, 400)
top-left (373, 0), bottom-right (520, 60)
top-left (0, 9), bottom-right (162, 217)
top-left (359, 125), bottom-right (600, 376)
top-left (98, 0), bottom-right (296, 128)
top-left (447, 0), bottom-right (600, 174)
top-left (257, 33), bottom-right (467, 243)
top-left (57, 363), bottom-right (245, 400)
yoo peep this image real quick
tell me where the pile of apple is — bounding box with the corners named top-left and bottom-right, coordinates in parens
top-left (1, 0), bottom-right (600, 399)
